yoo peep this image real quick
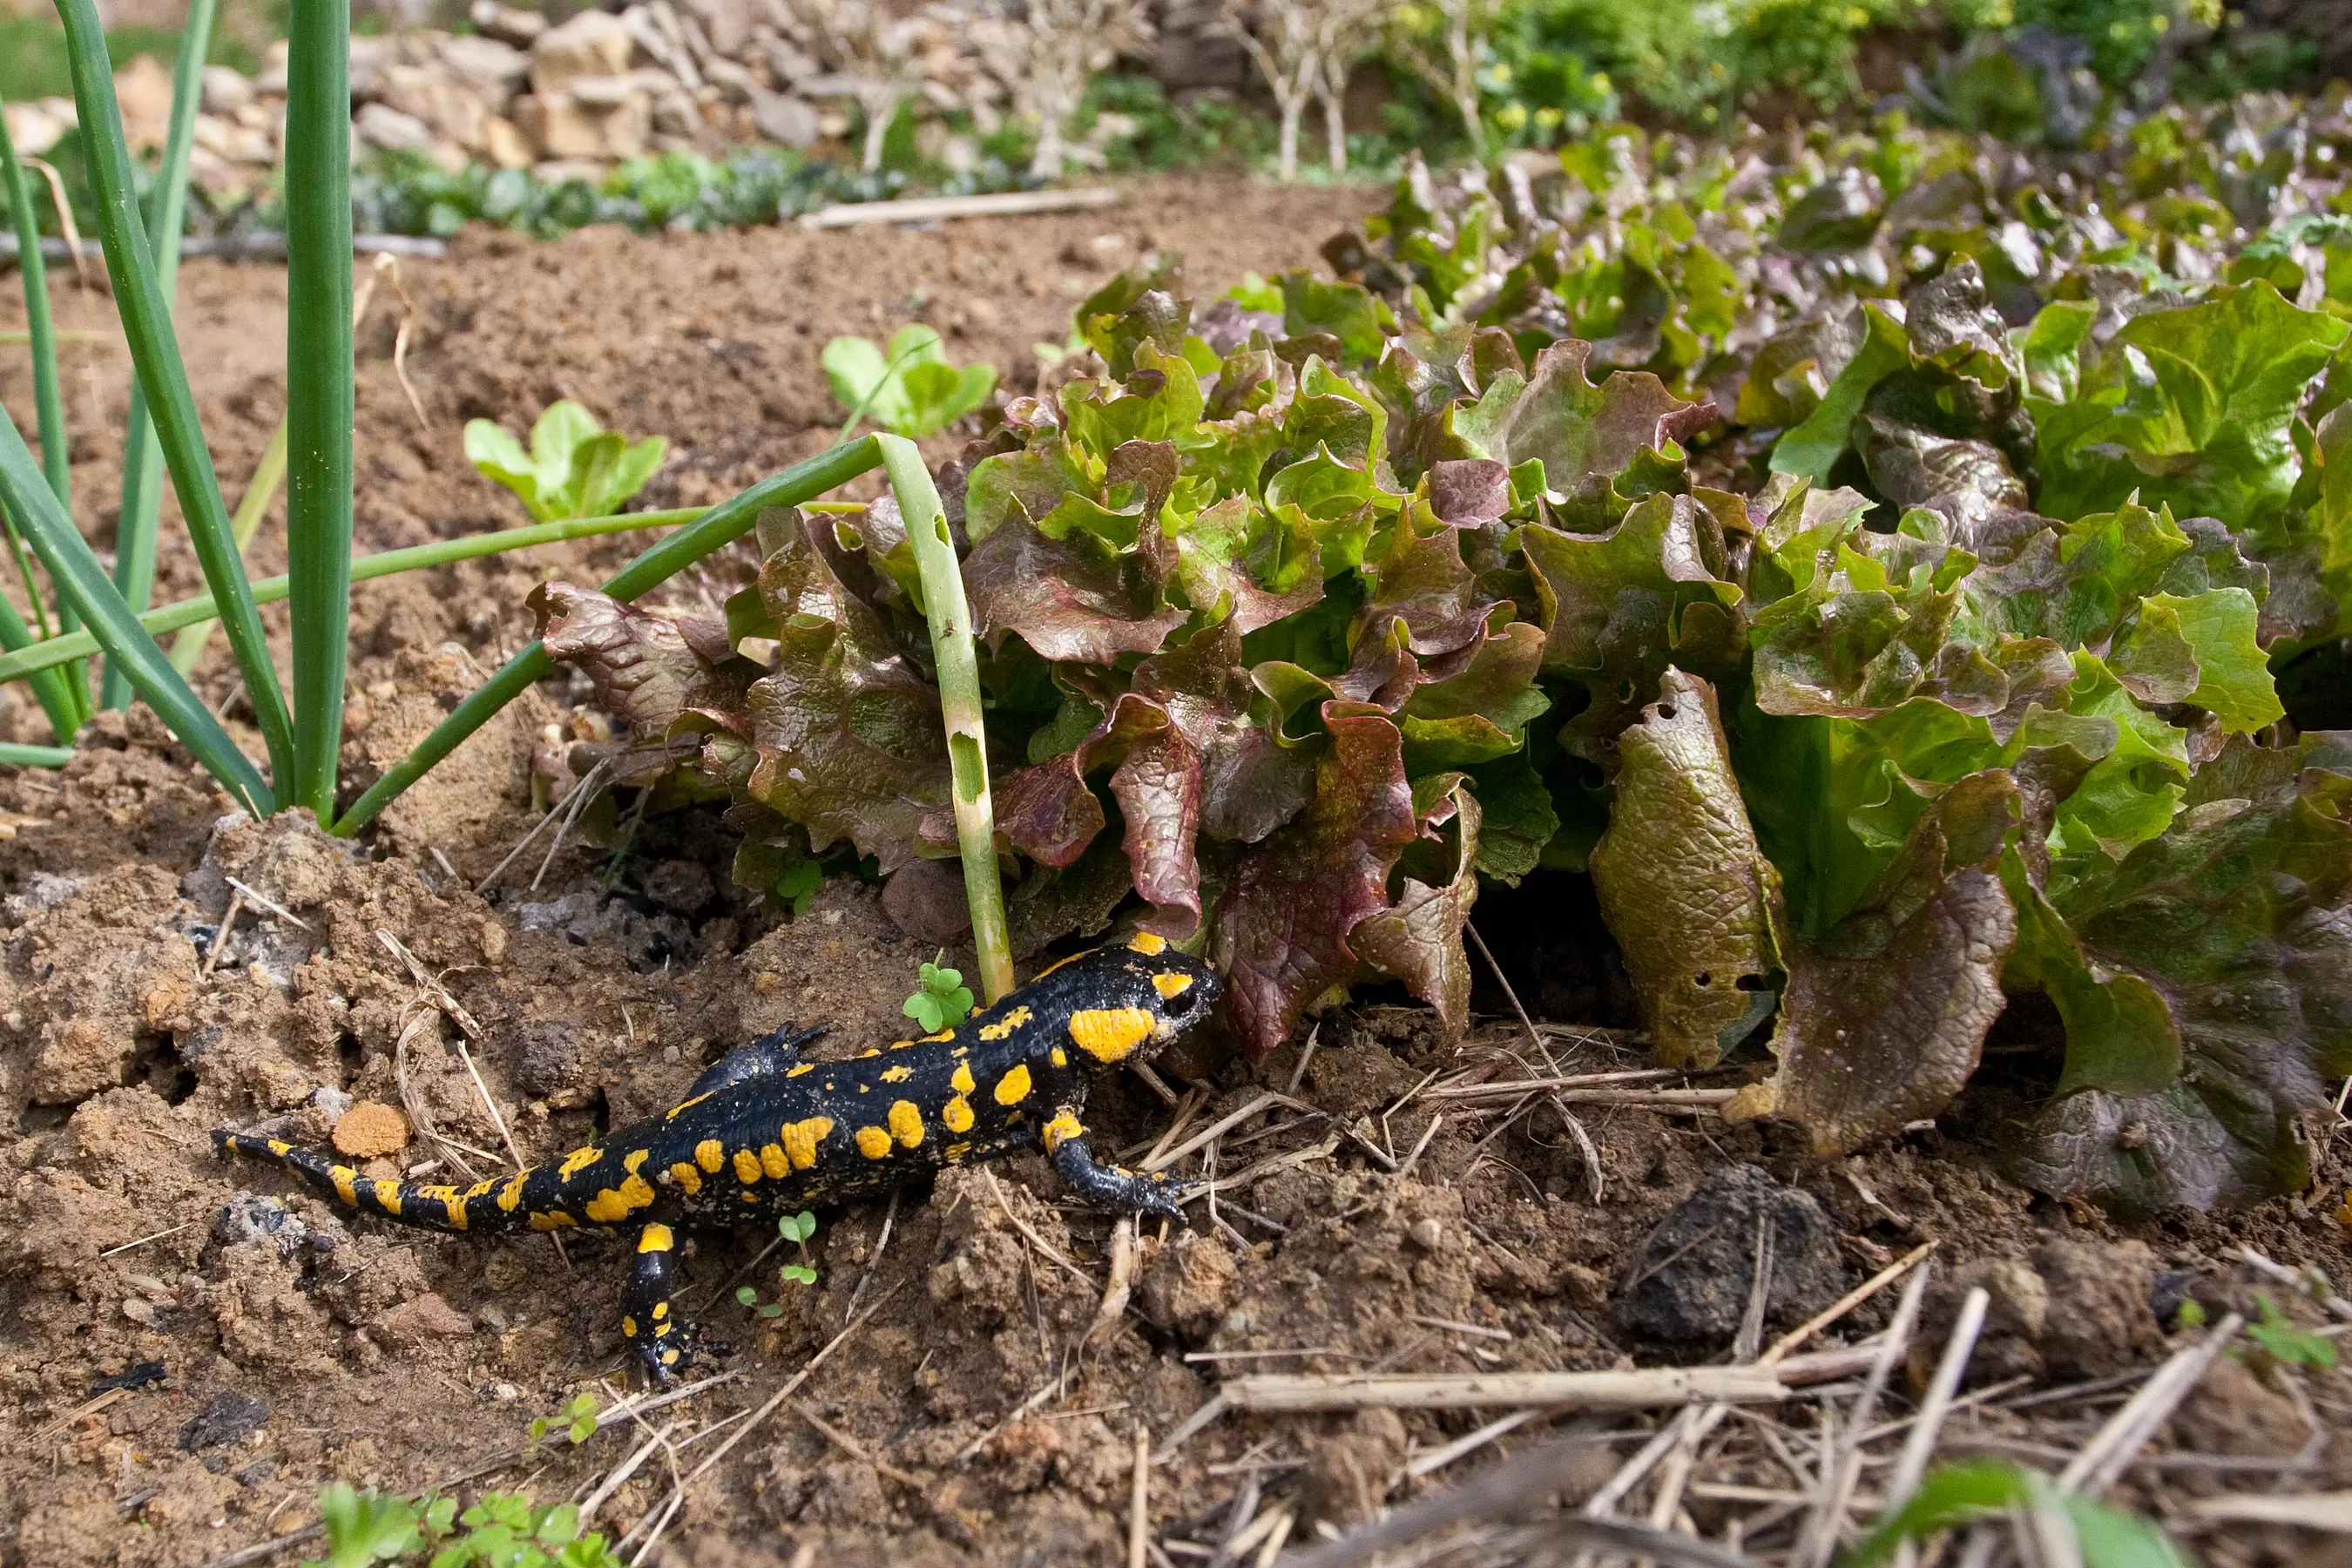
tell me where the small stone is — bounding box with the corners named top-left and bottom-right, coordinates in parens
top-left (180, 1390), bottom-right (268, 1451)
top-left (1137, 1232), bottom-right (1240, 1340)
top-left (478, 918), bottom-right (509, 966)
top-left (331, 1102), bottom-right (410, 1159)
top-left (1406, 1218), bottom-right (1445, 1252)
top-left (1615, 1164), bottom-right (1846, 1346)
top-left (374, 1293), bottom-right (478, 1346)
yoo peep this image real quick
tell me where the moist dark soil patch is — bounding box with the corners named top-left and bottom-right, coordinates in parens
top-left (1, 172), bottom-right (2349, 1568)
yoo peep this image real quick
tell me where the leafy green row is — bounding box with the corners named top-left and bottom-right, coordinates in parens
top-left (530, 88), bottom-right (2352, 1213)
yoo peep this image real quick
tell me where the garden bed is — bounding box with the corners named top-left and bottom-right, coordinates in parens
top-left (2, 166), bottom-right (2349, 1568)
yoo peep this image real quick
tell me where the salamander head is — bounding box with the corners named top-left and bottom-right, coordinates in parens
top-left (1031, 934), bottom-right (1223, 1068)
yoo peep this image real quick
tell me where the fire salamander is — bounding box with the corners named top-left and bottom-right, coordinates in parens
top-left (213, 936), bottom-right (1219, 1384)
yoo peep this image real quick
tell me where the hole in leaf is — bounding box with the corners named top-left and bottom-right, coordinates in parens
top-left (1693, 971), bottom-right (1712, 988)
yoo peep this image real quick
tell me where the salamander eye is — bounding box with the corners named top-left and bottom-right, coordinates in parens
top-left (1162, 986), bottom-right (1199, 1016)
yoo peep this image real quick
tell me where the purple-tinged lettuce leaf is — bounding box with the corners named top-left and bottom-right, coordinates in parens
top-left (1450, 340), bottom-right (1714, 490)
top-left (1355, 774), bottom-right (1482, 1036)
top-left (2010, 734), bottom-right (2352, 1212)
top-left (1523, 491), bottom-right (1746, 764)
top-left (1136, 620), bottom-right (1315, 844)
top-left (963, 508), bottom-right (1188, 665)
top-left (1211, 709), bottom-right (1419, 1054)
top-left (1728, 770), bottom-right (2022, 1155)
top-left (739, 517), bottom-right (951, 876)
top-left (1427, 459), bottom-right (1511, 527)
top-left (531, 583), bottom-right (760, 786)
top-left (1591, 669), bottom-right (1786, 1069)
top-left (1006, 837), bottom-right (1135, 958)
top-left (1770, 303), bottom-right (1911, 485)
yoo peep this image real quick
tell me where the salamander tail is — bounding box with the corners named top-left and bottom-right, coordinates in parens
top-left (212, 1128), bottom-right (520, 1234)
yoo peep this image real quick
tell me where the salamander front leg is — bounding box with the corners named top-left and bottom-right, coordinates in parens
top-left (1044, 1110), bottom-right (1189, 1225)
top-left (621, 1221), bottom-right (722, 1386)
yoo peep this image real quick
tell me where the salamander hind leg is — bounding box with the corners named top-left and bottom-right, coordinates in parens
top-left (1043, 1110), bottom-right (1188, 1225)
top-left (622, 1221), bottom-right (723, 1387)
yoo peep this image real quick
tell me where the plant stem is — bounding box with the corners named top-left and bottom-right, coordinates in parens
top-left (0, 507), bottom-right (711, 686)
top-left (0, 383), bottom-right (271, 813)
top-left (0, 90), bottom-right (68, 693)
top-left (0, 742), bottom-right (73, 767)
top-left (52, 0), bottom-right (297, 792)
top-left (332, 437), bottom-right (883, 839)
top-left (281, 0), bottom-right (354, 823)
top-left (100, 0), bottom-right (216, 712)
top-left (878, 434), bottom-right (1012, 1004)
top-left (0, 95), bottom-right (68, 510)
top-left (168, 418), bottom-right (287, 676)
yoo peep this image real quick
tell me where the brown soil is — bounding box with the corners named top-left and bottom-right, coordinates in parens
top-left (2, 172), bottom-right (2349, 1568)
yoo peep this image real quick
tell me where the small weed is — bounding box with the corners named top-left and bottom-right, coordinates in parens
top-left (464, 401), bottom-right (668, 523)
top-left (902, 952), bottom-right (974, 1033)
top-left (2247, 1291), bottom-right (2337, 1369)
top-left (823, 326), bottom-right (995, 441)
top-left (308, 1483), bottom-right (623, 1568)
top-left (2173, 1297), bottom-right (2207, 1331)
top-left (524, 1391), bottom-right (601, 1450)
top-left (775, 859), bottom-right (824, 916)
top-left (737, 1210), bottom-right (821, 1316)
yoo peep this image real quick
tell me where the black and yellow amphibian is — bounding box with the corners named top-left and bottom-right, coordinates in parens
top-left (213, 936), bottom-right (1219, 1384)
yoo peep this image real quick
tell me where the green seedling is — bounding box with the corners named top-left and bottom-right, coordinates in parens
top-left (824, 325), bottom-right (995, 440)
top-left (903, 951), bottom-right (976, 1033)
top-left (2247, 1291), bottom-right (2337, 1369)
top-left (308, 1483), bottom-right (620, 1568)
top-left (1848, 1459), bottom-right (2187, 1567)
top-left (776, 859), bottom-right (824, 916)
top-left (2174, 1297), bottom-right (2208, 1331)
top-left (736, 1210), bottom-right (821, 1316)
top-left (525, 1391), bottom-right (601, 1449)
top-left (465, 401), bottom-right (670, 524)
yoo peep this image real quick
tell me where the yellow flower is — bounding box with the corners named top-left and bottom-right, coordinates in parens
top-left (1496, 102), bottom-right (1528, 130)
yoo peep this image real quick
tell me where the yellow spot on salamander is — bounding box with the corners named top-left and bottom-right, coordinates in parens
top-left (661, 1348), bottom-right (679, 1366)
top-left (375, 1183), bottom-right (403, 1217)
top-left (781, 1116), bottom-right (834, 1170)
top-left (1033, 951), bottom-right (1085, 978)
top-left (267, 1139), bottom-right (292, 1157)
top-left (417, 1185), bottom-right (467, 1231)
top-left (881, 1064), bottom-right (913, 1083)
top-left (463, 1179), bottom-right (497, 1200)
top-left (921, 1029), bottom-right (955, 1043)
top-left (733, 1149), bottom-right (763, 1185)
top-left (787, 1062), bottom-right (816, 1078)
top-left (944, 1140), bottom-right (974, 1161)
top-left (760, 1144), bottom-right (791, 1179)
top-left (529, 1210), bottom-right (578, 1231)
top-left (585, 1154), bottom-right (658, 1223)
top-left (622, 1315), bottom-right (639, 1337)
top-left (995, 1064), bottom-right (1033, 1105)
top-left (855, 1125), bottom-right (894, 1159)
top-left (1128, 931), bottom-right (1168, 956)
top-left (666, 1092), bottom-right (711, 1119)
top-left (1051, 1047), bottom-right (1067, 1068)
top-left (497, 1173), bottom-right (525, 1212)
top-left (951, 1063), bottom-right (977, 1095)
top-left (1042, 1110), bottom-right (1084, 1152)
top-left (861, 1047), bottom-right (885, 1058)
top-left (652, 1301), bottom-right (668, 1319)
top-left (696, 1139), bottom-right (726, 1173)
top-left (888, 1100), bottom-right (925, 1148)
top-left (331, 1165), bottom-right (360, 1206)
top-left (942, 1095), bottom-right (975, 1133)
top-left (669, 1161), bottom-right (703, 1195)
top-left (558, 1146), bottom-right (602, 1179)
top-left (639, 1223), bottom-right (675, 1253)
top-left (1152, 970), bottom-right (1194, 1000)
top-left (977, 1005), bottom-right (1032, 1042)
top-left (1068, 1007), bottom-right (1156, 1064)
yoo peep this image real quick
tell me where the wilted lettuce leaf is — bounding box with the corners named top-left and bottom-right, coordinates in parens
top-left (531, 582), bottom-right (753, 754)
top-left (2011, 734), bottom-right (2352, 1212)
top-left (2032, 283), bottom-right (2349, 535)
top-left (1590, 670), bottom-right (1784, 1069)
top-left (1730, 770), bottom-right (2021, 1155)
top-left (1211, 709), bottom-right (1419, 1055)
top-left (1355, 774), bottom-right (1482, 1036)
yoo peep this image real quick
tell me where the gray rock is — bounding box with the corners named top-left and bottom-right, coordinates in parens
top-left (1614, 1165), bottom-right (1847, 1346)
top-left (179, 1390), bottom-right (268, 1451)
